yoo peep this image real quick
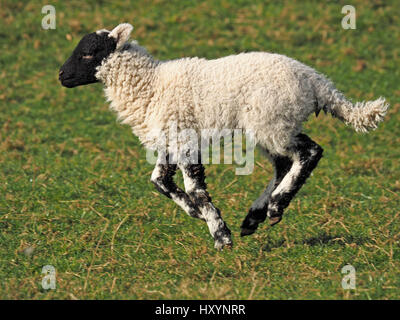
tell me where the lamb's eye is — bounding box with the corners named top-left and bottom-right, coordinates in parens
top-left (82, 55), bottom-right (93, 59)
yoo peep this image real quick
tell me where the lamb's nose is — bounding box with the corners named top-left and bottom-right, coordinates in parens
top-left (59, 70), bottom-right (64, 79)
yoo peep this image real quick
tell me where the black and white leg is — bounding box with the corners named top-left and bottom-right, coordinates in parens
top-left (179, 162), bottom-right (232, 250)
top-left (267, 133), bottom-right (323, 223)
top-left (151, 155), bottom-right (203, 220)
top-left (240, 155), bottom-right (292, 236)
top-left (241, 133), bottom-right (323, 236)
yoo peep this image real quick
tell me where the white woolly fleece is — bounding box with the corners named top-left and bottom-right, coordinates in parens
top-left (95, 38), bottom-right (389, 156)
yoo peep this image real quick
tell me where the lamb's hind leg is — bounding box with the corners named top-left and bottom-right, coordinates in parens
top-left (241, 134), bottom-right (323, 236)
top-left (151, 155), bottom-right (203, 220)
top-left (240, 154), bottom-right (292, 236)
top-left (179, 162), bottom-right (232, 250)
top-left (267, 133), bottom-right (323, 224)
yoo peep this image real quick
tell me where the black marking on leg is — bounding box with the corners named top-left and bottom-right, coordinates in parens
top-left (181, 162), bottom-right (232, 248)
top-left (240, 155), bottom-right (292, 236)
top-left (151, 161), bottom-right (202, 219)
top-left (267, 134), bottom-right (323, 224)
top-left (183, 163), bottom-right (212, 206)
top-left (151, 163), bottom-right (177, 199)
top-left (213, 208), bottom-right (232, 248)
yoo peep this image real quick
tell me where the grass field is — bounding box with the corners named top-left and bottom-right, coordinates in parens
top-left (1, 0), bottom-right (399, 299)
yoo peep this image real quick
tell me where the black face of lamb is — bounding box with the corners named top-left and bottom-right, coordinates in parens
top-left (59, 32), bottom-right (116, 88)
top-left (240, 133), bottom-right (323, 237)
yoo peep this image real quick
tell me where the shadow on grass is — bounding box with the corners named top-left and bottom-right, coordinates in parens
top-left (299, 233), bottom-right (370, 247)
top-left (262, 232), bottom-right (370, 252)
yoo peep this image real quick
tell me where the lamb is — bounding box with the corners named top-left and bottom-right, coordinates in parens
top-left (59, 23), bottom-right (389, 250)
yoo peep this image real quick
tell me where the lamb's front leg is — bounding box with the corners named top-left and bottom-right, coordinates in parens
top-left (179, 163), bottom-right (232, 250)
top-left (151, 158), bottom-right (203, 220)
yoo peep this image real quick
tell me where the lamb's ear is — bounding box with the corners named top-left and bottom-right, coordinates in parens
top-left (109, 23), bottom-right (133, 49)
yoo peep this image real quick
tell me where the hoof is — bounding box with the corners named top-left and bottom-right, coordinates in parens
top-left (240, 215), bottom-right (262, 237)
top-left (213, 223), bottom-right (232, 250)
top-left (240, 227), bottom-right (256, 237)
top-left (214, 236), bottom-right (233, 250)
top-left (267, 204), bottom-right (283, 226)
top-left (268, 216), bottom-right (282, 226)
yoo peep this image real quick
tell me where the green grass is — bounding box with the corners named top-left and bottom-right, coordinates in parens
top-left (1, 0), bottom-right (399, 299)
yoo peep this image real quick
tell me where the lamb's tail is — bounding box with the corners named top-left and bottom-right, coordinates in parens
top-left (314, 78), bottom-right (389, 133)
